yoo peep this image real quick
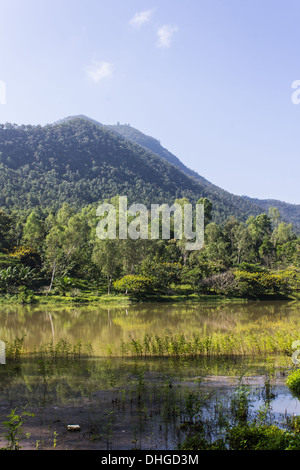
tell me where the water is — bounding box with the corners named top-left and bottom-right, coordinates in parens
top-left (0, 300), bottom-right (299, 355)
top-left (0, 300), bottom-right (300, 450)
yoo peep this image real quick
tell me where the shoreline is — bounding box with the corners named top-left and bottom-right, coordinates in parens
top-left (0, 292), bottom-right (294, 306)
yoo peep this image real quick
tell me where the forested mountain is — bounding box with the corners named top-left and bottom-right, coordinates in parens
top-left (106, 122), bottom-right (207, 183)
top-left (106, 122), bottom-right (300, 230)
top-left (63, 116), bottom-right (300, 229)
top-left (0, 116), bottom-right (297, 228)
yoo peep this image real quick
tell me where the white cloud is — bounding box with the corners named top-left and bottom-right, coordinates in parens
top-left (86, 61), bottom-right (113, 83)
top-left (156, 25), bottom-right (178, 48)
top-left (129, 9), bottom-right (155, 29)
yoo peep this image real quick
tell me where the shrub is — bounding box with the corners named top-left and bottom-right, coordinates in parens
top-left (286, 369), bottom-right (300, 396)
top-left (197, 269), bottom-right (292, 297)
top-left (199, 271), bottom-right (237, 296)
top-left (18, 286), bottom-right (36, 304)
top-left (113, 275), bottom-right (153, 294)
top-left (0, 406), bottom-right (35, 450)
top-left (237, 262), bottom-right (267, 273)
top-left (227, 424), bottom-right (300, 450)
top-left (9, 246), bottom-right (42, 269)
top-left (233, 270), bottom-right (290, 297)
top-left (53, 277), bottom-right (75, 296)
top-left (0, 266), bottom-right (36, 293)
top-left (139, 257), bottom-right (182, 290)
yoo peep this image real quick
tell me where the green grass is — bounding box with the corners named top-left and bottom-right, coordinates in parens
top-left (0, 290), bottom-right (246, 306)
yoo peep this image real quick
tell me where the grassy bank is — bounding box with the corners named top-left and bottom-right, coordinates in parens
top-left (0, 290), bottom-right (293, 306)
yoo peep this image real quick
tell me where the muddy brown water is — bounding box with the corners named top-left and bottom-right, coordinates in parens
top-left (0, 300), bottom-right (299, 354)
top-left (0, 300), bottom-right (300, 450)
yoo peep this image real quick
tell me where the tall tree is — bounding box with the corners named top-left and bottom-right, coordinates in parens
top-left (0, 210), bottom-right (14, 251)
top-left (22, 211), bottom-right (44, 251)
top-left (92, 239), bottom-right (121, 294)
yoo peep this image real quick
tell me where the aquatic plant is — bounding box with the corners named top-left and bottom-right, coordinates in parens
top-left (4, 337), bottom-right (94, 361)
top-left (226, 423), bottom-right (300, 450)
top-left (286, 368), bottom-right (300, 396)
top-left (119, 329), bottom-right (297, 358)
top-left (0, 406), bottom-right (34, 450)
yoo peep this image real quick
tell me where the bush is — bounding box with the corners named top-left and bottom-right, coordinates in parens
top-left (227, 424), bottom-right (300, 450)
top-left (9, 246), bottom-right (42, 269)
top-left (197, 269), bottom-right (292, 297)
top-left (180, 423), bottom-right (300, 450)
top-left (234, 270), bottom-right (290, 297)
top-left (139, 257), bottom-right (182, 290)
top-left (113, 275), bottom-right (153, 294)
top-left (0, 253), bottom-right (20, 269)
top-left (18, 286), bottom-right (36, 304)
top-left (0, 266), bottom-right (37, 293)
top-left (286, 369), bottom-right (300, 396)
top-left (237, 262), bottom-right (267, 273)
top-left (199, 271), bottom-right (237, 296)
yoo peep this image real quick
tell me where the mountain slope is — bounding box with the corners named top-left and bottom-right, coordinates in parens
top-left (106, 123), bottom-right (207, 183)
top-left (0, 117), bottom-right (296, 228)
top-left (106, 122), bottom-right (300, 231)
top-left (242, 196), bottom-right (300, 229)
top-left (0, 119), bottom-right (208, 209)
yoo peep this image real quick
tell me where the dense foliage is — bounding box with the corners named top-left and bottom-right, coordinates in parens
top-left (0, 197), bottom-right (299, 300)
top-left (0, 117), bottom-right (293, 227)
top-left (0, 117), bottom-right (298, 300)
top-left (243, 196), bottom-right (300, 232)
top-left (107, 120), bottom-right (300, 231)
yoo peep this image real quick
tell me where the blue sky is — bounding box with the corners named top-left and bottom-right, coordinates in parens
top-left (0, 0), bottom-right (300, 204)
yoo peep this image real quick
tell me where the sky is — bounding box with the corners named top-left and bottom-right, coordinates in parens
top-left (0, 0), bottom-right (300, 204)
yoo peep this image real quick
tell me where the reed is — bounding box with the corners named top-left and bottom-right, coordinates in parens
top-left (119, 329), bottom-right (297, 358)
top-left (4, 337), bottom-right (94, 360)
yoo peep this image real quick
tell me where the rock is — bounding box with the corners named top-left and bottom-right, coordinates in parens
top-left (67, 425), bottom-right (81, 432)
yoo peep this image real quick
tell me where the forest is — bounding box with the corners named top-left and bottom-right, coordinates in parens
top-left (0, 118), bottom-right (289, 226)
top-left (0, 196), bottom-right (299, 303)
top-left (0, 118), bottom-right (299, 304)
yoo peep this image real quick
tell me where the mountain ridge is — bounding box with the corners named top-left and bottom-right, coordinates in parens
top-left (59, 115), bottom-right (300, 229)
top-left (0, 115), bottom-right (298, 230)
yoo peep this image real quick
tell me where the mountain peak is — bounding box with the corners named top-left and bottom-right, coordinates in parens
top-left (57, 115), bottom-right (103, 126)
top-left (0, 116), bottom-right (299, 229)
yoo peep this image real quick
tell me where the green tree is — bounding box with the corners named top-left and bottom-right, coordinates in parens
top-left (92, 239), bottom-right (121, 294)
top-left (197, 197), bottom-right (212, 227)
top-left (22, 211), bottom-right (44, 251)
top-left (202, 223), bottom-right (230, 267)
top-left (0, 210), bottom-right (14, 252)
top-left (271, 222), bottom-right (294, 248)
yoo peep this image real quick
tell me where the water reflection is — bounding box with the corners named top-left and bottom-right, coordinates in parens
top-left (0, 355), bottom-right (298, 450)
top-left (0, 300), bottom-right (299, 356)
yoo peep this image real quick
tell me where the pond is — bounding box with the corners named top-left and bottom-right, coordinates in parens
top-left (0, 300), bottom-right (300, 450)
top-left (0, 300), bottom-right (299, 355)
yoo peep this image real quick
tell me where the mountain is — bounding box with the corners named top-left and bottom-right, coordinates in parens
top-left (60, 116), bottom-right (208, 183)
top-left (0, 116), bottom-right (298, 229)
top-left (106, 122), bottom-right (207, 183)
top-left (106, 121), bottom-right (300, 231)
top-left (242, 196), bottom-right (300, 230)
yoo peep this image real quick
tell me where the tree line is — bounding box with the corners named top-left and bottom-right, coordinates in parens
top-left (0, 197), bottom-right (299, 300)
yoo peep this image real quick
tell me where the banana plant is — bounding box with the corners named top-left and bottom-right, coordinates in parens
top-left (0, 266), bottom-right (36, 291)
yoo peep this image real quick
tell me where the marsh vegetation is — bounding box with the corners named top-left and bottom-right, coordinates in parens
top-left (1, 301), bottom-right (300, 450)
